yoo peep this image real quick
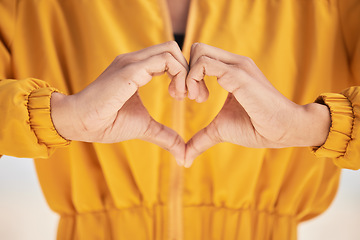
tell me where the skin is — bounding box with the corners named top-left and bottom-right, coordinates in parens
top-left (167, 0), bottom-right (191, 34)
top-left (184, 43), bottom-right (331, 167)
top-left (51, 2), bottom-right (331, 168)
top-left (51, 42), bottom-right (189, 165)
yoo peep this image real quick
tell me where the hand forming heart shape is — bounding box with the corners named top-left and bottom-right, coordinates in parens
top-left (51, 41), bottom-right (188, 163)
top-left (51, 42), bottom-right (331, 168)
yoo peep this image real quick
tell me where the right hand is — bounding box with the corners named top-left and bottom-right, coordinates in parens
top-left (50, 41), bottom-right (188, 162)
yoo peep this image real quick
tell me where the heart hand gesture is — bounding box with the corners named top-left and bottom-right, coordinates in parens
top-left (50, 42), bottom-right (331, 168)
top-left (51, 42), bottom-right (188, 163)
top-left (184, 43), bottom-right (331, 167)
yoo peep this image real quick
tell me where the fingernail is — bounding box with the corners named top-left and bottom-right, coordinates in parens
top-left (177, 158), bottom-right (184, 166)
top-left (184, 161), bottom-right (192, 168)
top-left (176, 94), bottom-right (183, 101)
top-left (169, 90), bottom-right (176, 99)
top-left (192, 42), bottom-right (199, 49)
top-left (188, 91), bottom-right (193, 100)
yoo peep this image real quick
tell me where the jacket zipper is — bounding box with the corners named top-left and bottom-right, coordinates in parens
top-left (157, 0), bottom-right (198, 239)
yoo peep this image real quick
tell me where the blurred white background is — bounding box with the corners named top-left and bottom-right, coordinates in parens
top-left (0, 155), bottom-right (359, 240)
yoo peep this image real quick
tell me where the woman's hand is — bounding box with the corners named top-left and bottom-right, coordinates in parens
top-left (51, 41), bottom-right (188, 163)
top-left (184, 43), bottom-right (331, 167)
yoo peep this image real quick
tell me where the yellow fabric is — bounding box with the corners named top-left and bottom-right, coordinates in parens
top-left (28, 87), bottom-right (71, 147)
top-left (0, 0), bottom-right (359, 239)
top-left (313, 88), bottom-right (360, 170)
top-left (0, 79), bottom-right (69, 157)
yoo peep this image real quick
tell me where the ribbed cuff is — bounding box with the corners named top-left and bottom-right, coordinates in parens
top-left (311, 93), bottom-right (354, 159)
top-left (27, 87), bottom-right (71, 148)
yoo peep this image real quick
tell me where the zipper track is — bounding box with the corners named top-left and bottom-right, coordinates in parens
top-left (157, 1), bottom-right (184, 238)
top-left (157, 0), bottom-right (198, 238)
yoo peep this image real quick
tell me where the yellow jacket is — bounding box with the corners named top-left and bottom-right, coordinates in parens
top-left (0, 0), bottom-right (359, 239)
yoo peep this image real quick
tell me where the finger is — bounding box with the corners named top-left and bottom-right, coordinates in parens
top-left (167, 68), bottom-right (188, 100)
top-left (141, 118), bottom-right (186, 166)
top-left (168, 77), bottom-right (177, 99)
top-left (190, 43), bottom-right (273, 90)
top-left (195, 80), bottom-right (209, 103)
top-left (102, 52), bottom-right (187, 110)
top-left (188, 54), bottom-right (278, 114)
top-left (186, 73), bottom-right (200, 100)
top-left (186, 56), bottom-right (232, 100)
top-left (190, 42), bottom-right (241, 68)
top-left (131, 52), bottom-right (187, 99)
top-left (185, 123), bottom-right (222, 168)
top-left (125, 41), bottom-right (189, 72)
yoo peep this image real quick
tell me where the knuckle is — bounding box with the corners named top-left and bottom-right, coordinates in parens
top-left (241, 56), bottom-right (255, 67)
top-left (218, 68), bottom-right (247, 93)
top-left (114, 54), bottom-right (125, 64)
top-left (161, 51), bottom-right (172, 60)
top-left (218, 68), bottom-right (238, 82)
top-left (168, 135), bottom-right (182, 150)
top-left (234, 67), bottom-right (247, 78)
top-left (187, 138), bottom-right (201, 154)
top-left (216, 76), bottom-right (227, 86)
top-left (114, 54), bottom-right (123, 61)
top-left (192, 42), bottom-right (206, 56)
top-left (122, 63), bottom-right (139, 75)
top-left (195, 42), bottom-right (205, 51)
top-left (198, 55), bottom-right (209, 65)
top-left (143, 118), bottom-right (158, 138)
top-left (165, 41), bottom-right (179, 50)
top-left (122, 61), bottom-right (145, 80)
top-left (116, 53), bottom-right (130, 61)
top-left (227, 64), bottom-right (238, 72)
top-left (115, 53), bottom-right (133, 67)
top-left (170, 40), bottom-right (179, 49)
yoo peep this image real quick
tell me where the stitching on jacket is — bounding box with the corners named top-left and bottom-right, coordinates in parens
top-left (342, 94), bottom-right (355, 158)
top-left (26, 86), bottom-right (42, 145)
top-left (59, 204), bottom-right (295, 219)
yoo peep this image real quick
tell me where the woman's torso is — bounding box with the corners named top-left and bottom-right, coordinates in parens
top-left (4, 0), bottom-right (351, 239)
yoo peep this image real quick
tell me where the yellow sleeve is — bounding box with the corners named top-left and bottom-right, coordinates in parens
top-left (312, 0), bottom-right (360, 170)
top-left (0, 1), bottom-right (70, 159)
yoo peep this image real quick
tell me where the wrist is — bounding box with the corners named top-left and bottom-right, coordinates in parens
top-left (293, 103), bottom-right (331, 147)
top-left (50, 92), bottom-right (79, 141)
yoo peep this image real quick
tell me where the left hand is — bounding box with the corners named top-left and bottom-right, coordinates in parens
top-left (184, 43), bottom-right (331, 168)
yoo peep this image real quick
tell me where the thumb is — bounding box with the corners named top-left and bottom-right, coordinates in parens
top-left (185, 123), bottom-right (222, 168)
top-left (140, 118), bottom-right (186, 166)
